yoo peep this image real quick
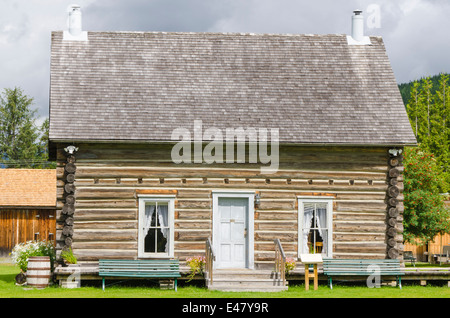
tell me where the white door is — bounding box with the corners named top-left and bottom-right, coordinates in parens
top-left (217, 197), bottom-right (248, 268)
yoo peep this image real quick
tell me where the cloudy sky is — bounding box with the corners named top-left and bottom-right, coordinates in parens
top-left (1, 0), bottom-right (449, 123)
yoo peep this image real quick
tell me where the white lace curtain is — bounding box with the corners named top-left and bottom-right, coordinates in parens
top-left (144, 203), bottom-right (169, 252)
top-left (302, 203), bottom-right (328, 255)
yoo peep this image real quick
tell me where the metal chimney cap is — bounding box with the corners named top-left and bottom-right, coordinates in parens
top-left (68, 4), bottom-right (81, 10)
top-left (353, 10), bottom-right (363, 15)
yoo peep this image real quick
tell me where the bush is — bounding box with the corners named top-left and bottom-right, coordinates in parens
top-left (186, 256), bottom-right (206, 281)
top-left (403, 146), bottom-right (450, 244)
top-left (61, 248), bottom-right (77, 265)
top-left (285, 257), bottom-right (296, 275)
top-left (10, 240), bottom-right (56, 272)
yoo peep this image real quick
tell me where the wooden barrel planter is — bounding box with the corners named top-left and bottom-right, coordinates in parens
top-left (26, 256), bottom-right (51, 288)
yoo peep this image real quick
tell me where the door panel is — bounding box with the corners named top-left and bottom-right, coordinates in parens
top-left (218, 198), bottom-right (248, 268)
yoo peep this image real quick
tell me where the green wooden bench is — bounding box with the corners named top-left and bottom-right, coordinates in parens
top-left (99, 259), bottom-right (181, 291)
top-left (322, 258), bottom-right (404, 289)
top-left (403, 251), bottom-right (416, 266)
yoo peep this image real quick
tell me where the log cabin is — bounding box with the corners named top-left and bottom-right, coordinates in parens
top-left (48, 9), bottom-right (416, 282)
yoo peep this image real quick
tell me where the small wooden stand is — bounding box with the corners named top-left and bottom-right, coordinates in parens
top-left (300, 254), bottom-right (323, 291)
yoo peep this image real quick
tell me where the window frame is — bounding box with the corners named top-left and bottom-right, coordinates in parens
top-left (138, 195), bottom-right (175, 258)
top-left (297, 196), bottom-right (333, 258)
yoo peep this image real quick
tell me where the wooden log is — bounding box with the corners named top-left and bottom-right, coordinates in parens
top-left (255, 222), bottom-right (297, 231)
top-left (177, 190), bottom-right (211, 198)
top-left (387, 248), bottom-right (399, 259)
top-left (387, 227), bottom-right (397, 237)
top-left (66, 174), bottom-right (75, 183)
top-left (75, 209), bottom-right (137, 221)
top-left (175, 231), bottom-right (210, 242)
top-left (177, 210), bottom-right (211, 220)
top-left (75, 188), bottom-right (135, 199)
top-left (257, 211), bottom-right (296, 221)
top-left (257, 201), bottom-right (295, 210)
top-left (64, 217), bottom-right (74, 226)
top-left (334, 244), bottom-right (387, 254)
top-left (388, 207), bottom-right (399, 218)
top-left (175, 222), bottom-right (210, 230)
top-left (65, 195), bottom-right (75, 205)
top-left (334, 222), bottom-right (387, 233)
top-left (389, 158), bottom-right (399, 167)
top-left (65, 163), bottom-right (77, 174)
top-left (334, 212), bottom-right (386, 222)
top-left (72, 241), bottom-right (137, 250)
top-left (66, 155), bottom-right (76, 164)
top-left (64, 237), bottom-right (73, 246)
top-left (254, 232), bottom-right (296, 241)
top-left (62, 204), bottom-right (75, 216)
top-left (75, 199), bottom-right (137, 209)
top-left (70, 249), bottom-right (137, 261)
top-left (387, 218), bottom-right (397, 227)
top-left (75, 221), bottom-right (136, 230)
top-left (334, 233), bottom-right (385, 242)
top-left (389, 178), bottom-right (398, 186)
top-left (387, 186), bottom-right (399, 198)
top-left (387, 198), bottom-right (398, 206)
top-left (176, 200), bottom-right (211, 209)
top-left (335, 201), bottom-right (387, 213)
top-left (388, 168), bottom-right (399, 178)
top-left (73, 230), bottom-right (137, 242)
top-left (387, 237), bottom-right (397, 247)
top-left (64, 183), bottom-right (76, 194)
top-left (62, 226), bottom-right (74, 236)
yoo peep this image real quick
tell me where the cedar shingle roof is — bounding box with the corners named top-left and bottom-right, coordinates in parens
top-left (49, 31), bottom-right (416, 146)
top-left (0, 169), bottom-right (56, 208)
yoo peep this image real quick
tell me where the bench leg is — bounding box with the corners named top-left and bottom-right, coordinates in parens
top-left (328, 277), bottom-right (333, 290)
top-left (398, 276), bottom-right (402, 289)
top-left (175, 279), bottom-right (178, 292)
top-left (102, 278), bottom-right (105, 291)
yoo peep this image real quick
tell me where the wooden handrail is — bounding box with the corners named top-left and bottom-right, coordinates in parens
top-left (205, 238), bottom-right (216, 285)
top-left (274, 238), bottom-right (286, 286)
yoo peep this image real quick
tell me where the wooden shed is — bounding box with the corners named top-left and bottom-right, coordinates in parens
top-left (48, 27), bottom-right (416, 279)
top-left (0, 169), bottom-right (56, 256)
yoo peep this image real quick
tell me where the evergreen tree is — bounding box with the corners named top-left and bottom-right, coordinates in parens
top-left (406, 81), bottom-right (421, 138)
top-left (403, 73), bottom-right (450, 191)
top-left (0, 87), bottom-right (54, 168)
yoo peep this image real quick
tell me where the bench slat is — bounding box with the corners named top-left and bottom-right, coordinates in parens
top-left (99, 259), bottom-right (182, 289)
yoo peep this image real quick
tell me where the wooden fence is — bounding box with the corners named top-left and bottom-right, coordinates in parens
top-left (0, 209), bottom-right (56, 257)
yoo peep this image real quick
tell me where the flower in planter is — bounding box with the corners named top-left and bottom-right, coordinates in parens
top-left (186, 256), bottom-right (206, 281)
top-left (61, 248), bottom-right (78, 265)
top-left (285, 257), bottom-right (296, 275)
top-left (10, 240), bottom-right (56, 273)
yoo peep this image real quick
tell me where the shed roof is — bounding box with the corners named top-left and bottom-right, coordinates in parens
top-left (0, 169), bottom-right (56, 208)
top-left (49, 31), bottom-right (416, 146)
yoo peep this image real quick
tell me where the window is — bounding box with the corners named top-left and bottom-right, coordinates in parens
top-left (298, 197), bottom-right (333, 257)
top-left (138, 196), bottom-right (175, 258)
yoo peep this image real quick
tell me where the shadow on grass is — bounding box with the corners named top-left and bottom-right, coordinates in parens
top-left (0, 262), bottom-right (20, 287)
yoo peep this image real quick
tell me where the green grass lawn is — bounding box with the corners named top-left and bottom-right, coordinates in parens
top-left (0, 261), bottom-right (449, 299)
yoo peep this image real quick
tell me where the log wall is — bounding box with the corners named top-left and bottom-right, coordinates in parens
top-left (54, 143), bottom-right (404, 268)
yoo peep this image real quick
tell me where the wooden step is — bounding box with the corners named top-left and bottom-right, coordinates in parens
top-left (206, 269), bottom-right (288, 292)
